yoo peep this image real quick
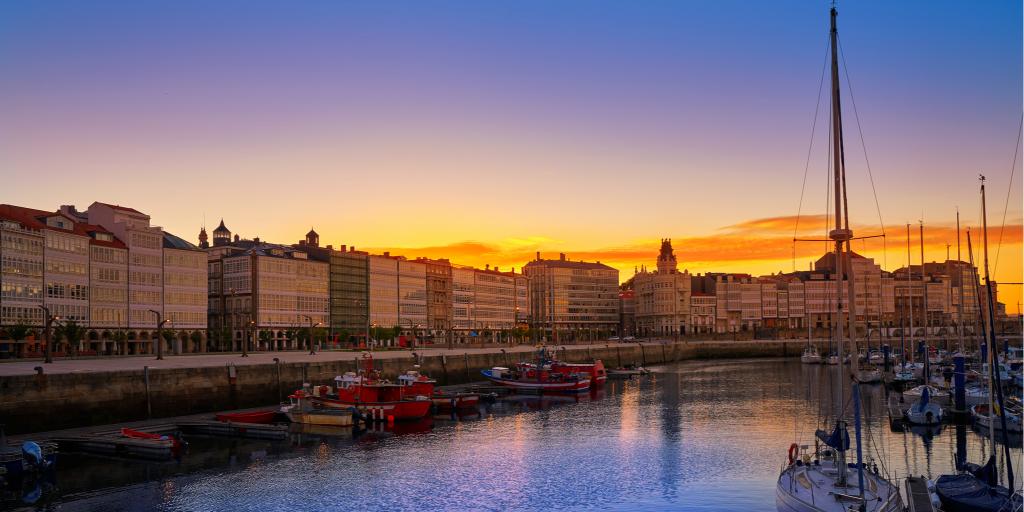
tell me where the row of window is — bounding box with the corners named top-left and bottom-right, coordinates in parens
top-left (1, 282), bottom-right (42, 300)
top-left (164, 251), bottom-right (204, 268)
top-left (46, 234), bottom-right (89, 254)
top-left (46, 259), bottom-right (87, 276)
top-left (91, 246), bottom-right (127, 264)
top-left (93, 267), bottom-right (125, 283)
top-left (1, 255), bottom-right (43, 277)
top-left (47, 283), bottom-right (89, 300)
top-left (130, 271), bottom-right (162, 287)
top-left (129, 290), bottom-right (161, 305)
top-left (131, 253), bottom-right (162, 268)
top-left (165, 272), bottom-right (205, 288)
top-left (0, 306), bottom-right (44, 323)
top-left (129, 232), bottom-right (161, 250)
top-left (93, 286), bottom-right (127, 303)
top-left (2, 233), bottom-right (44, 255)
top-left (165, 291), bottom-right (206, 306)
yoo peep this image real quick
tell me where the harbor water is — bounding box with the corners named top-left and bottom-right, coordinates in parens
top-left (8, 358), bottom-right (1023, 511)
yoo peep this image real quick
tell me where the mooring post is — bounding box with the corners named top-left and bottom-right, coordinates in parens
top-left (144, 365), bottom-right (152, 419)
top-left (661, 342), bottom-right (667, 363)
top-left (273, 357), bottom-right (282, 403)
top-left (441, 355), bottom-right (449, 385)
top-left (463, 353), bottom-right (470, 382)
top-left (639, 344), bottom-right (646, 366)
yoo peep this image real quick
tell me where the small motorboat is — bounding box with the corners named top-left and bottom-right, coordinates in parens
top-left (971, 403), bottom-right (1023, 433)
top-left (120, 428), bottom-right (186, 452)
top-left (0, 441), bottom-right (56, 479)
top-left (215, 410), bottom-right (278, 424)
top-left (800, 346), bottom-right (821, 364)
top-left (607, 366), bottom-right (650, 377)
top-left (904, 387), bottom-right (943, 426)
top-left (856, 367), bottom-right (882, 384)
top-left (282, 392), bottom-right (358, 427)
top-left (902, 385), bottom-right (949, 405)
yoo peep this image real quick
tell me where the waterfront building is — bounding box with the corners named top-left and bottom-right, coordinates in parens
top-left (0, 203), bottom-right (208, 357)
top-left (420, 258), bottom-right (453, 341)
top-left (523, 253), bottom-right (620, 340)
top-left (206, 224), bottom-right (327, 350)
top-left (397, 258), bottom-right (428, 337)
top-left (451, 265), bottom-right (475, 339)
top-left (472, 265), bottom-right (517, 337)
top-left (293, 232), bottom-right (370, 345)
top-left (633, 239), bottom-right (691, 338)
top-left (161, 232), bottom-right (207, 353)
top-left (514, 272), bottom-right (530, 327)
top-left (690, 292), bottom-right (715, 334)
top-left (619, 289), bottom-right (636, 336)
top-left (368, 254), bottom-right (399, 330)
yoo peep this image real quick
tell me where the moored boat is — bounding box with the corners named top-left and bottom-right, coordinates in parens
top-left (282, 391), bottom-right (358, 427)
top-left (800, 346), bottom-right (821, 364)
top-left (215, 410), bottom-right (278, 424)
top-left (971, 403), bottom-right (1022, 433)
top-left (396, 370), bottom-right (480, 410)
top-left (482, 366), bottom-right (591, 392)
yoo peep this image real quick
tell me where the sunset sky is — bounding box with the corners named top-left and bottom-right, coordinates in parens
top-left (1, 1), bottom-right (1021, 311)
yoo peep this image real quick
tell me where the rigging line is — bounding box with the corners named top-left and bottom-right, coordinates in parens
top-left (993, 114), bottom-right (1023, 275)
top-left (837, 37), bottom-right (887, 239)
top-left (794, 36), bottom-right (833, 273)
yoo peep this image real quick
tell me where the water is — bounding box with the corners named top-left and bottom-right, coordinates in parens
top-left (6, 358), bottom-right (1022, 511)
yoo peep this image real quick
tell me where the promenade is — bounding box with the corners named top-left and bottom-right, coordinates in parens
top-left (0, 338), bottom-right (822, 377)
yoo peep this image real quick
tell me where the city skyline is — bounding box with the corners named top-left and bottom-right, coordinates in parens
top-left (2, 0), bottom-right (1021, 311)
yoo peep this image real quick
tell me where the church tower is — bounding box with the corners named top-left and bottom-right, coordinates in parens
top-left (305, 227), bottom-right (319, 247)
top-left (213, 219), bottom-right (231, 247)
top-left (198, 226), bottom-right (209, 249)
top-left (656, 238), bottom-right (678, 274)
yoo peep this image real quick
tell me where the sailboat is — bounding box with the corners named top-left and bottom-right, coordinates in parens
top-left (934, 178), bottom-right (1022, 512)
top-left (776, 7), bottom-right (902, 511)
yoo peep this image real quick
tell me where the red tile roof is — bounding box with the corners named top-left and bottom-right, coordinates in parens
top-left (91, 201), bottom-right (145, 215)
top-left (0, 204), bottom-right (127, 249)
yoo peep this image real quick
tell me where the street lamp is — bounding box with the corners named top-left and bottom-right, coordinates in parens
top-left (38, 305), bottom-right (61, 364)
top-left (302, 315), bottom-right (322, 355)
top-left (369, 322), bottom-right (377, 352)
top-left (244, 320), bottom-right (254, 357)
top-left (149, 309), bottom-right (171, 360)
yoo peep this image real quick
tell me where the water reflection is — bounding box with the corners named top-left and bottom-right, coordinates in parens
top-left (7, 359), bottom-right (1023, 512)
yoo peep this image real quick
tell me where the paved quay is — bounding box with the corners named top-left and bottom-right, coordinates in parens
top-left (0, 338), bottom-right (816, 377)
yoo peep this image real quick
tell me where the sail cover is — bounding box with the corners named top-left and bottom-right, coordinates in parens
top-left (815, 424), bottom-right (850, 451)
top-left (916, 386), bottom-right (931, 412)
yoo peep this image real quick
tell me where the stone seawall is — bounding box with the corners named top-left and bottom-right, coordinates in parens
top-left (0, 339), bottom-right (824, 434)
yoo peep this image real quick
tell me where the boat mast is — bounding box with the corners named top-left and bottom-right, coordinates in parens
top-left (920, 221), bottom-right (929, 383)
top-left (827, 5), bottom-right (850, 487)
top-left (956, 209), bottom-right (964, 353)
top-left (979, 175), bottom-right (1015, 491)
top-left (966, 229), bottom-right (995, 452)
top-left (907, 223), bottom-right (914, 365)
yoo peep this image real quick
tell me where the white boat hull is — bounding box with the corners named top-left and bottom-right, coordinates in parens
top-left (776, 459), bottom-right (902, 512)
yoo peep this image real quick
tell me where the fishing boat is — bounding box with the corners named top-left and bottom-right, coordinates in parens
top-left (482, 348), bottom-right (591, 392)
top-left (800, 346), bottom-right (821, 364)
top-left (302, 354), bottom-right (432, 421)
top-left (903, 386), bottom-right (943, 426)
top-left (396, 370), bottom-right (481, 410)
top-left (776, 7), bottom-right (902, 511)
top-left (215, 410), bottom-right (278, 424)
top-left (282, 391), bottom-right (358, 427)
top-left (551, 360), bottom-right (607, 386)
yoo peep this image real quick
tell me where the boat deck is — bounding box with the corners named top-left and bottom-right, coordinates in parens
top-left (904, 476), bottom-right (937, 512)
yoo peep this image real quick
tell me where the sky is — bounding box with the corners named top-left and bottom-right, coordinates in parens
top-left (1, 1), bottom-right (1021, 311)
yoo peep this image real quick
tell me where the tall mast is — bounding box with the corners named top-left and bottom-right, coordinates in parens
top-left (979, 175), bottom-right (1015, 491)
top-left (956, 209), bottom-right (964, 352)
top-left (966, 230), bottom-right (995, 455)
top-left (907, 223), bottom-right (914, 364)
top-left (920, 221), bottom-right (929, 381)
top-left (827, 6), bottom-right (851, 487)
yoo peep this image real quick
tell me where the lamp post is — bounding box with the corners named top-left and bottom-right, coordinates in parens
top-left (302, 315), bottom-right (322, 355)
top-left (148, 309), bottom-right (170, 361)
top-left (369, 322), bottom-right (377, 352)
top-left (244, 320), bottom-right (254, 357)
top-left (39, 305), bottom-right (60, 364)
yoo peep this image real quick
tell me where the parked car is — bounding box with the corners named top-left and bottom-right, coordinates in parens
top-left (609, 336), bottom-right (620, 341)
top-left (623, 336), bottom-right (636, 342)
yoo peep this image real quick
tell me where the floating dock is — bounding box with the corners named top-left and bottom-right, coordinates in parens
top-left (904, 476), bottom-right (938, 512)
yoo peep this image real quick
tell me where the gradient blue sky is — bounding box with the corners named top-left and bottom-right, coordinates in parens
top-left (1, 1), bottom-right (1021, 305)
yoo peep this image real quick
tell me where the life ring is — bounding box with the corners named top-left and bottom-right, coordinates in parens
top-left (788, 443), bottom-right (799, 465)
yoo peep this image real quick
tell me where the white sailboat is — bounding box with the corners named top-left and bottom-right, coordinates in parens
top-left (776, 7), bottom-right (902, 511)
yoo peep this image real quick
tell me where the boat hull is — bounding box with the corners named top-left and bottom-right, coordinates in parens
top-left (215, 410), bottom-right (278, 424)
top-left (285, 409), bottom-right (355, 427)
top-left (432, 393), bottom-right (479, 410)
top-left (481, 369), bottom-right (591, 392)
top-left (312, 396), bottom-right (432, 421)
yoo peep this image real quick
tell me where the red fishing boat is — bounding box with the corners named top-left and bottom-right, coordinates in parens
top-left (397, 370), bottom-right (481, 410)
top-left (481, 348), bottom-right (591, 392)
top-left (304, 354), bottom-right (432, 421)
top-left (550, 360), bottom-right (607, 386)
top-left (215, 410), bottom-right (278, 424)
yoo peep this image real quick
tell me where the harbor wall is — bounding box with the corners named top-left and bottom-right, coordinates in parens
top-left (0, 339), bottom-right (821, 434)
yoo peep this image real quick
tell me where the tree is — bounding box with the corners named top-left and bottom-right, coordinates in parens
top-left (336, 328), bottom-right (351, 346)
top-left (390, 325), bottom-right (401, 339)
top-left (6, 323), bottom-right (30, 343)
top-left (57, 320), bottom-right (86, 358)
top-left (161, 328), bottom-right (177, 354)
top-left (113, 330), bottom-right (128, 355)
top-left (259, 330), bottom-right (272, 350)
top-left (190, 330), bottom-right (203, 351)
